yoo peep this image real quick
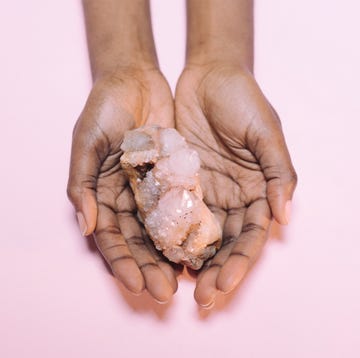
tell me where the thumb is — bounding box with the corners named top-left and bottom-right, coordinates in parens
top-left (253, 121), bottom-right (297, 225)
top-left (67, 122), bottom-right (103, 236)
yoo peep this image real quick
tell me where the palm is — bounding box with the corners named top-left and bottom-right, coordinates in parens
top-left (175, 66), bottom-right (276, 305)
top-left (175, 96), bottom-right (267, 214)
top-left (92, 69), bottom-right (174, 223)
top-left (69, 68), bottom-right (177, 302)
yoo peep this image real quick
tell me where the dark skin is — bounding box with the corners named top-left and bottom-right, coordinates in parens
top-left (68, 69), bottom-right (177, 303)
top-left (67, 0), bottom-right (178, 303)
top-left (176, 64), bottom-right (296, 306)
top-left (67, 0), bottom-right (297, 306)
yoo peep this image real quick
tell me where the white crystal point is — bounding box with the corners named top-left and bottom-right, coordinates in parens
top-left (159, 128), bottom-right (187, 156)
top-left (120, 125), bottom-right (222, 270)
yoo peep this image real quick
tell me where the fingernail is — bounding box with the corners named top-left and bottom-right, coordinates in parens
top-left (221, 287), bottom-right (234, 295)
top-left (199, 301), bottom-right (215, 310)
top-left (285, 200), bottom-right (292, 224)
top-left (76, 212), bottom-right (87, 236)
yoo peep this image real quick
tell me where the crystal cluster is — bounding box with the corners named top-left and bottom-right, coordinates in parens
top-left (120, 126), bottom-right (222, 269)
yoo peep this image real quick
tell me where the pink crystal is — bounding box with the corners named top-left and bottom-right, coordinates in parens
top-left (120, 126), bottom-right (222, 269)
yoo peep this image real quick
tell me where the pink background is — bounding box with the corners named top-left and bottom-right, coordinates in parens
top-left (1, 1), bottom-right (359, 357)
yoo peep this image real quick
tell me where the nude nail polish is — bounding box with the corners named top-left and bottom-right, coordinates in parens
top-left (200, 301), bottom-right (215, 310)
top-left (76, 212), bottom-right (87, 236)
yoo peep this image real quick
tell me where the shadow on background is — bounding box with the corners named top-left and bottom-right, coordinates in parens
top-left (112, 278), bottom-right (175, 320)
top-left (195, 219), bottom-right (286, 319)
top-left (195, 255), bottom-right (265, 320)
top-left (73, 209), bottom-right (287, 319)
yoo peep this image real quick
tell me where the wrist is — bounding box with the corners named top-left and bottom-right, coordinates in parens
top-left (186, 42), bottom-right (252, 71)
top-left (185, 0), bottom-right (254, 71)
top-left (84, 0), bottom-right (159, 80)
top-left (93, 52), bottom-right (159, 81)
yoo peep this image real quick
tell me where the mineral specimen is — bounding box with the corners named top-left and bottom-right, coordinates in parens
top-left (120, 125), bottom-right (222, 269)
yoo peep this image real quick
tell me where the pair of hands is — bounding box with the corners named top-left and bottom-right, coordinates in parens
top-left (67, 63), bottom-right (297, 307)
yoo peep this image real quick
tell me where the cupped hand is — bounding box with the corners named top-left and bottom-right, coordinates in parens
top-left (67, 67), bottom-right (178, 303)
top-left (175, 64), bottom-right (297, 307)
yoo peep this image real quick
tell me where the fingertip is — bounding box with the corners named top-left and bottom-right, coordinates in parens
top-left (120, 276), bottom-right (146, 296)
top-left (271, 199), bottom-right (291, 226)
top-left (194, 287), bottom-right (217, 308)
top-left (76, 212), bottom-right (88, 236)
top-left (261, 146), bottom-right (297, 225)
top-left (198, 300), bottom-right (215, 310)
top-left (129, 284), bottom-right (145, 296)
top-left (158, 262), bottom-right (178, 294)
top-left (81, 189), bottom-right (98, 235)
top-left (266, 187), bottom-right (287, 225)
top-left (150, 282), bottom-right (174, 304)
top-left (143, 266), bottom-right (175, 303)
top-left (154, 297), bottom-right (171, 305)
top-left (216, 256), bottom-right (249, 294)
top-left (194, 267), bottom-right (219, 307)
top-left (273, 211), bottom-right (288, 226)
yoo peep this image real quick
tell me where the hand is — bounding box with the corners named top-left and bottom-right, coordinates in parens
top-left (67, 67), bottom-right (178, 303)
top-left (175, 64), bottom-right (297, 307)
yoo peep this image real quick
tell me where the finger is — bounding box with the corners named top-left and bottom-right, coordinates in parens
top-left (157, 261), bottom-right (178, 294)
top-left (145, 77), bottom-right (174, 129)
top-left (94, 204), bottom-right (145, 295)
top-left (253, 116), bottom-right (297, 225)
top-left (67, 120), bottom-right (106, 236)
top-left (194, 264), bottom-right (219, 308)
top-left (216, 199), bottom-right (271, 293)
top-left (194, 207), bottom-right (245, 307)
top-left (139, 229), bottom-right (179, 294)
top-left (208, 205), bottom-right (227, 230)
top-left (118, 213), bottom-right (175, 303)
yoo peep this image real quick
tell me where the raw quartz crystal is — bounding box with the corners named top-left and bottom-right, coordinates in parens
top-left (120, 125), bottom-right (222, 269)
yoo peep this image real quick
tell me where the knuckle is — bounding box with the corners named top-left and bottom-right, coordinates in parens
top-left (286, 168), bottom-right (298, 188)
top-left (66, 175), bottom-right (97, 207)
top-left (241, 222), bottom-right (266, 234)
top-left (270, 105), bottom-right (282, 127)
top-left (66, 183), bottom-right (79, 203)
